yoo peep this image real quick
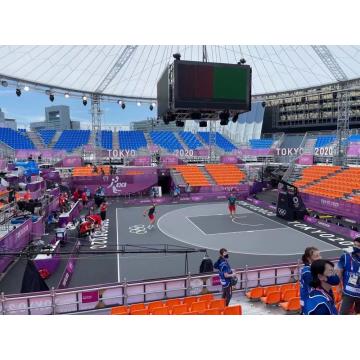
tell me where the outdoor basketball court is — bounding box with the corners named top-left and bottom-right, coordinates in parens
top-left (68, 200), bottom-right (343, 288)
top-left (0, 199), bottom-right (345, 295)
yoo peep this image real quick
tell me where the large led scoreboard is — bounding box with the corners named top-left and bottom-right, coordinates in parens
top-left (157, 60), bottom-right (252, 120)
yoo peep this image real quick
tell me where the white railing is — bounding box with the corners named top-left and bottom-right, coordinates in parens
top-left (0, 261), bottom-right (308, 315)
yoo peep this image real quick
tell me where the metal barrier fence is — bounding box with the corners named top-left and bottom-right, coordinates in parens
top-left (0, 260), bottom-right (313, 315)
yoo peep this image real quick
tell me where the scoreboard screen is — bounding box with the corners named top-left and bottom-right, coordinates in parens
top-left (174, 60), bottom-right (251, 111)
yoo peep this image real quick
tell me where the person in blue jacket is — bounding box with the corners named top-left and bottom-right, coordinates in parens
top-left (303, 259), bottom-right (340, 315)
top-left (214, 248), bottom-right (237, 306)
top-left (300, 247), bottom-right (321, 310)
top-left (337, 237), bottom-right (360, 315)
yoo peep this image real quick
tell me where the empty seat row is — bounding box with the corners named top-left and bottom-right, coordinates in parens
top-left (150, 131), bottom-right (183, 152)
top-left (205, 164), bottom-right (246, 185)
top-left (179, 131), bottom-right (203, 150)
top-left (111, 294), bottom-right (242, 315)
top-left (119, 130), bottom-right (147, 150)
top-left (198, 132), bottom-right (237, 152)
top-left (249, 139), bottom-right (273, 149)
top-left (38, 129), bottom-right (56, 145)
top-left (53, 130), bottom-right (90, 151)
top-left (0, 127), bottom-right (35, 149)
top-left (101, 130), bottom-right (113, 150)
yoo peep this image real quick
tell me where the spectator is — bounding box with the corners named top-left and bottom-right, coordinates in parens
top-left (337, 237), bottom-right (360, 314)
top-left (73, 189), bottom-right (80, 202)
top-left (100, 201), bottom-right (108, 221)
top-left (214, 248), bottom-right (237, 306)
top-left (100, 168), bottom-right (105, 176)
top-left (92, 165), bottom-right (98, 174)
top-left (84, 186), bottom-right (91, 199)
top-left (303, 259), bottom-right (339, 315)
top-left (173, 185), bottom-right (180, 199)
top-left (81, 191), bottom-right (88, 207)
top-left (23, 189), bottom-right (31, 201)
top-left (300, 247), bottom-right (321, 311)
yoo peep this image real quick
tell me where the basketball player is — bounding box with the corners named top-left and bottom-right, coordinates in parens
top-left (228, 193), bottom-right (237, 218)
top-left (144, 204), bottom-right (156, 229)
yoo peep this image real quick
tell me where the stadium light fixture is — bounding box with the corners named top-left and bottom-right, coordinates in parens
top-left (82, 98), bottom-right (88, 106)
top-left (23, 85), bottom-right (30, 92)
top-left (149, 104), bottom-right (154, 111)
top-left (176, 120), bottom-right (185, 127)
top-left (199, 120), bottom-right (207, 127)
top-left (16, 88), bottom-right (21, 97)
top-left (261, 101), bottom-right (266, 108)
top-left (64, 92), bottom-right (70, 98)
top-left (137, 102), bottom-right (141, 107)
top-left (1, 80), bottom-right (8, 87)
top-left (49, 94), bottom-right (55, 102)
top-left (121, 102), bottom-right (126, 109)
top-left (238, 58), bottom-right (246, 65)
top-left (173, 53), bottom-right (181, 61)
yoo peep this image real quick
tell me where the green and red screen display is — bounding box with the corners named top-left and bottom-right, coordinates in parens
top-left (174, 60), bottom-right (251, 111)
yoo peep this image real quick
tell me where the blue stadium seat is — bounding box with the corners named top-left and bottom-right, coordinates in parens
top-left (198, 132), bottom-right (237, 152)
top-left (314, 135), bottom-right (335, 148)
top-left (119, 131), bottom-right (147, 150)
top-left (179, 131), bottom-right (203, 150)
top-left (348, 134), bottom-right (360, 143)
top-left (101, 130), bottom-right (113, 150)
top-left (53, 130), bottom-right (90, 152)
top-left (150, 131), bottom-right (182, 152)
top-left (249, 139), bottom-right (273, 149)
top-left (0, 127), bottom-right (35, 149)
top-left (38, 129), bottom-right (56, 146)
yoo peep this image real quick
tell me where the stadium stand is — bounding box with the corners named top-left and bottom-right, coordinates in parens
top-left (101, 130), bottom-right (113, 150)
top-left (150, 131), bottom-right (183, 152)
top-left (314, 135), bottom-right (336, 148)
top-left (53, 130), bottom-right (90, 152)
top-left (173, 165), bottom-right (210, 186)
top-left (38, 129), bottom-right (56, 146)
top-left (348, 134), bottom-right (360, 142)
top-left (249, 139), bottom-right (273, 149)
top-left (0, 127), bottom-right (35, 149)
top-left (292, 165), bottom-right (341, 188)
top-left (119, 130), bottom-right (147, 150)
top-left (110, 294), bottom-right (242, 315)
top-left (72, 166), bottom-right (110, 176)
top-left (198, 132), bottom-right (237, 152)
top-left (179, 131), bottom-right (203, 150)
top-left (205, 164), bottom-right (246, 185)
top-left (302, 167), bottom-right (360, 200)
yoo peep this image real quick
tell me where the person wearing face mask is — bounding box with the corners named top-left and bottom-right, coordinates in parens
top-left (303, 259), bottom-right (339, 315)
top-left (300, 247), bottom-right (321, 311)
top-left (337, 237), bottom-right (360, 315)
top-left (213, 248), bottom-right (237, 306)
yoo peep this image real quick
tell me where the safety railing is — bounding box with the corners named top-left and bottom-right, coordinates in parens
top-left (0, 260), bottom-right (312, 315)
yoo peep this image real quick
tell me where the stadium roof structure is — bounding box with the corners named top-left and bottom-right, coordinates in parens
top-left (0, 45), bottom-right (359, 102)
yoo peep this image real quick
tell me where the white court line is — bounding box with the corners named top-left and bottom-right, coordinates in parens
top-left (157, 212), bottom-right (338, 256)
top-left (205, 227), bottom-right (289, 236)
top-left (238, 202), bottom-right (341, 250)
top-left (116, 208), bottom-right (121, 283)
top-left (185, 217), bottom-right (208, 235)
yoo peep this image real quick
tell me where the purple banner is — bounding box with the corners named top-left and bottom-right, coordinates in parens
top-left (62, 156), bottom-right (83, 167)
top-left (58, 239), bottom-right (81, 289)
top-left (71, 173), bottom-right (158, 196)
top-left (26, 179), bottom-right (44, 192)
top-left (301, 193), bottom-right (360, 222)
top-left (235, 148), bottom-right (274, 156)
top-left (31, 216), bottom-right (45, 240)
top-left (0, 219), bottom-right (32, 273)
top-left (131, 156), bottom-right (151, 166)
top-left (304, 215), bottom-right (360, 240)
top-left (193, 148), bottom-right (209, 157)
top-left (81, 290), bottom-right (99, 303)
top-left (220, 155), bottom-right (238, 164)
top-left (296, 155), bottom-right (313, 165)
top-left (58, 201), bottom-right (81, 227)
top-left (161, 155), bottom-right (179, 165)
top-left (347, 144), bottom-right (360, 156)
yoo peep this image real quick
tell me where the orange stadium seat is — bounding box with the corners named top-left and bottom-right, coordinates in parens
top-left (203, 308), bottom-right (221, 315)
top-left (198, 294), bottom-right (214, 302)
top-left (151, 307), bottom-right (170, 315)
top-left (129, 303), bottom-right (146, 314)
top-left (165, 298), bottom-right (182, 309)
top-left (131, 308), bottom-right (149, 315)
top-left (223, 305), bottom-right (242, 315)
top-left (246, 287), bottom-right (264, 301)
top-left (281, 289), bottom-right (297, 303)
top-left (172, 304), bottom-right (189, 315)
top-left (280, 297), bottom-right (301, 313)
top-left (182, 296), bottom-right (198, 307)
top-left (205, 164), bottom-right (246, 185)
top-left (209, 299), bottom-right (226, 311)
top-left (110, 305), bottom-right (128, 315)
top-left (147, 301), bottom-right (164, 312)
top-left (260, 291), bottom-right (281, 305)
top-left (191, 301), bottom-right (209, 313)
